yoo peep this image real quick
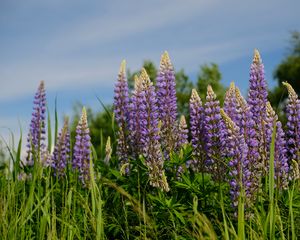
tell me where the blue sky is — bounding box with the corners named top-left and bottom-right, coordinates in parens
top-left (1, 0), bottom-right (300, 145)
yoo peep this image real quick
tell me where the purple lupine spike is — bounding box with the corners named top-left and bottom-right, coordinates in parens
top-left (177, 115), bottom-right (188, 147)
top-left (73, 107), bottom-right (92, 186)
top-left (189, 89), bottom-right (206, 172)
top-left (113, 60), bottom-right (130, 166)
top-left (235, 87), bottom-right (260, 201)
top-left (26, 81), bottom-right (47, 165)
top-left (139, 68), bottom-right (169, 192)
top-left (129, 75), bottom-right (145, 157)
top-left (204, 85), bottom-right (226, 182)
top-left (156, 51), bottom-right (178, 155)
top-left (234, 87), bottom-right (249, 134)
top-left (52, 118), bottom-right (70, 178)
top-left (220, 109), bottom-right (250, 208)
top-left (266, 102), bottom-right (289, 189)
top-left (275, 122), bottom-right (289, 189)
top-left (282, 82), bottom-right (300, 173)
top-left (247, 49), bottom-right (269, 173)
top-left (223, 82), bottom-right (239, 123)
top-left (247, 50), bottom-right (268, 124)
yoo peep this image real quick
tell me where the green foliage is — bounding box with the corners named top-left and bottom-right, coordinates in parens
top-left (1, 126), bottom-right (300, 239)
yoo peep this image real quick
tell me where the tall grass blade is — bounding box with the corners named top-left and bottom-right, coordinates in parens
top-left (220, 190), bottom-right (230, 240)
top-left (95, 95), bottom-right (112, 119)
top-left (238, 188), bottom-right (245, 239)
top-left (54, 96), bottom-right (58, 146)
top-left (47, 105), bottom-right (52, 152)
top-left (289, 182), bottom-right (296, 240)
top-left (14, 127), bottom-right (22, 179)
top-left (268, 121), bottom-right (276, 239)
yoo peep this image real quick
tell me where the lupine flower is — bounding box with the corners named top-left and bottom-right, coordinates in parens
top-left (265, 102), bottom-right (289, 189)
top-left (73, 107), bottom-right (92, 186)
top-left (177, 115), bottom-right (188, 147)
top-left (104, 136), bottom-right (112, 165)
top-left (189, 89), bottom-right (206, 172)
top-left (282, 82), bottom-right (300, 171)
top-left (220, 109), bottom-right (250, 208)
top-left (235, 87), bottom-right (260, 200)
top-left (247, 49), bottom-right (268, 173)
top-left (204, 85), bottom-right (225, 182)
top-left (139, 68), bottom-right (169, 192)
top-left (274, 123), bottom-right (289, 189)
top-left (156, 51), bottom-right (178, 155)
top-left (26, 81), bottom-right (47, 166)
top-left (223, 82), bottom-right (238, 123)
top-left (129, 75), bottom-right (145, 157)
top-left (52, 118), bottom-right (70, 178)
top-left (114, 60), bottom-right (130, 166)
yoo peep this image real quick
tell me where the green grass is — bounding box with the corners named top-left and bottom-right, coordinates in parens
top-left (1, 115), bottom-right (300, 239)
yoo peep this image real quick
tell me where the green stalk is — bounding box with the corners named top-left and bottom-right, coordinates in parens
top-left (47, 105), bottom-right (52, 152)
top-left (14, 127), bottom-right (22, 181)
top-left (220, 187), bottom-right (229, 240)
top-left (238, 183), bottom-right (245, 239)
top-left (54, 96), bottom-right (58, 145)
top-left (289, 181), bottom-right (296, 240)
top-left (268, 121), bottom-right (276, 239)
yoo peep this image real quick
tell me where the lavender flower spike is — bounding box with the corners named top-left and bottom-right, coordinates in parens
top-left (114, 60), bottom-right (130, 166)
top-left (189, 89), bottom-right (206, 172)
top-left (156, 51), bottom-right (178, 155)
top-left (73, 107), bottom-right (92, 186)
top-left (223, 82), bottom-right (238, 123)
top-left (52, 118), bottom-right (70, 178)
top-left (26, 81), bottom-right (47, 165)
top-left (282, 82), bottom-right (300, 170)
top-left (235, 87), bottom-right (260, 200)
top-left (177, 115), bottom-right (188, 148)
top-left (129, 75), bottom-right (145, 157)
top-left (247, 49), bottom-right (268, 173)
top-left (139, 68), bottom-right (169, 192)
top-left (204, 85), bottom-right (225, 182)
top-left (220, 109), bottom-right (250, 208)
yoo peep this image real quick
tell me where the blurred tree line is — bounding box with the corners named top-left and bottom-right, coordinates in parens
top-left (70, 31), bottom-right (300, 157)
top-left (269, 31), bottom-right (300, 123)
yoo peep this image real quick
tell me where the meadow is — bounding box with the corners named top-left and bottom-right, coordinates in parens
top-left (1, 50), bottom-right (300, 240)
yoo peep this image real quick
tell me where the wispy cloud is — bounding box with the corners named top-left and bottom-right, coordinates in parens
top-left (0, 0), bottom-right (300, 102)
top-left (47, 1), bottom-right (217, 51)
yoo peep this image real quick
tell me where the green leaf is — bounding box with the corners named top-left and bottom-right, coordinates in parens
top-left (173, 210), bottom-right (185, 224)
